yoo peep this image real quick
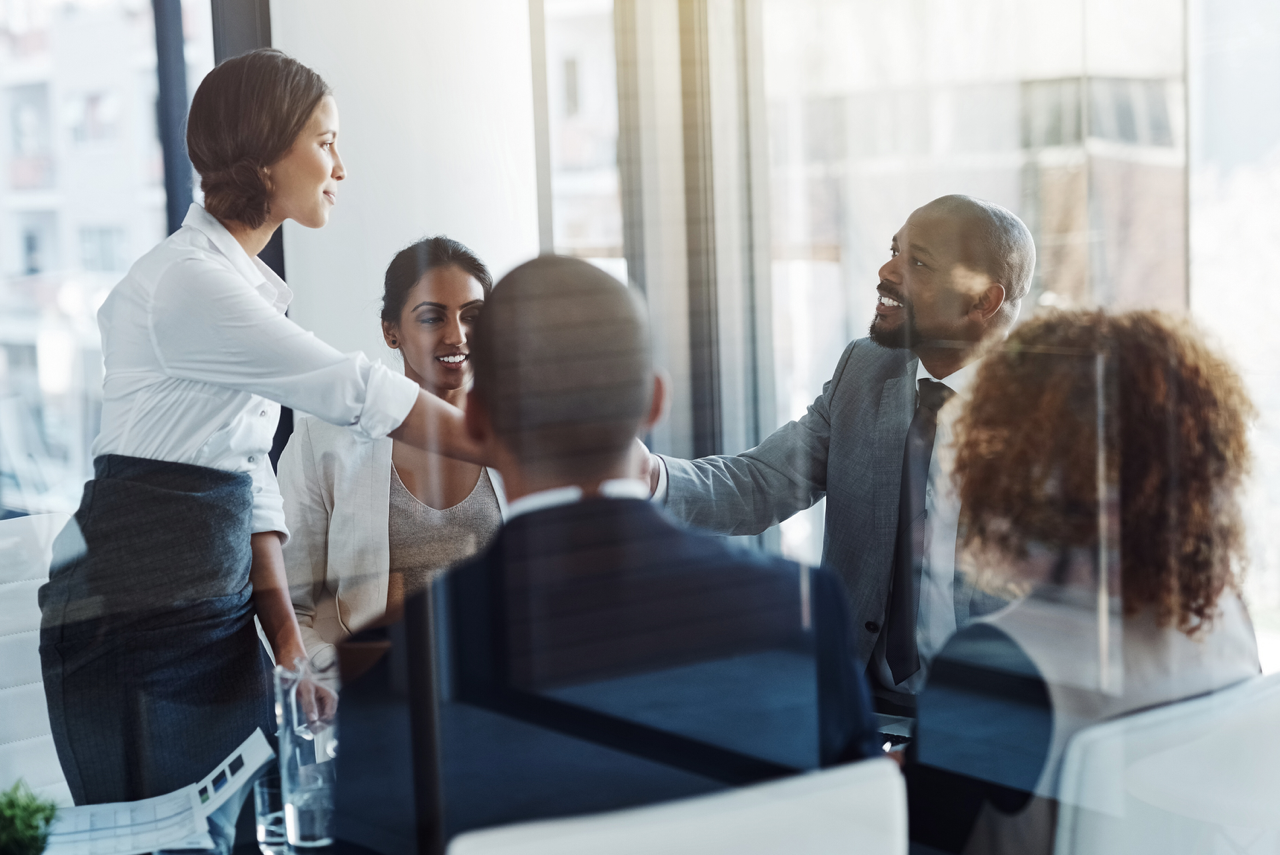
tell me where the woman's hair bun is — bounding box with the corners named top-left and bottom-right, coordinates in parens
top-left (201, 159), bottom-right (269, 227)
top-left (186, 49), bottom-right (330, 230)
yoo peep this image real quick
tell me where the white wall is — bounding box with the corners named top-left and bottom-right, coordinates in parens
top-left (271, 0), bottom-right (542, 360)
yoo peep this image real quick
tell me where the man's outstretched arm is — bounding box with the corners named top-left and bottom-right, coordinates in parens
top-left (644, 339), bottom-right (862, 536)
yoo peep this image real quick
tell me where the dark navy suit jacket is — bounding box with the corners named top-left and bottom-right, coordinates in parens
top-left (440, 497), bottom-right (883, 769)
top-left (333, 497), bottom-right (882, 852)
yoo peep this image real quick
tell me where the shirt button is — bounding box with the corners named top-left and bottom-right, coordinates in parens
top-left (260, 410), bottom-right (268, 417)
top-left (864, 621), bottom-right (881, 634)
top-left (248, 456), bottom-right (256, 464)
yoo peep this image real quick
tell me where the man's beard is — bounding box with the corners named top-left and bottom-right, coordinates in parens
top-left (869, 305), bottom-right (921, 349)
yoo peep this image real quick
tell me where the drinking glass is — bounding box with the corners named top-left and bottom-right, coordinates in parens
top-left (252, 777), bottom-right (286, 855)
top-left (274, 656), bottom-right (339, 848)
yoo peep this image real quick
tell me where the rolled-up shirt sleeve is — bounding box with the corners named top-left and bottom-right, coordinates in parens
top-left (250, 453), bottom-right (291, 541)
top-left (149, 257), bottom-right (419, 440)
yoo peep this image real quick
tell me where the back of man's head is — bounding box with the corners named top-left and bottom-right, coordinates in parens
top-left (470, 255), bottom-right (653, 483)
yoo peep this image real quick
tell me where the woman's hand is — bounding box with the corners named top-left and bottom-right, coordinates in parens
top-left (296, 677), bottom-right (338, 731)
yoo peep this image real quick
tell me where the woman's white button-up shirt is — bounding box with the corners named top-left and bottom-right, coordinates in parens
top-left (92, 203), bottom-right (419, 541)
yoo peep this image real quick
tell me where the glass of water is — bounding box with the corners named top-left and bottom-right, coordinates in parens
top-left (275, 657), bottom-right (339, 848)
top-left (252, 777), bottom-right (287, 855)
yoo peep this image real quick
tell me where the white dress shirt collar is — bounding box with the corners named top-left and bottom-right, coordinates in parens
top-left (506, 478), bottom-right (652, 521)
top-left (916, 355), bottom-right (980, 399)
top-left (181, 203), bottom-right (293, 314)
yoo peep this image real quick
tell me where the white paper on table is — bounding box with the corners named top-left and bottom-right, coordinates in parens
top-left (43, 788), bottom-right (214, 855)
top-left (43, 729), bottom-right (275, 855)
top-left (190, 728), bottom-right (274, 819)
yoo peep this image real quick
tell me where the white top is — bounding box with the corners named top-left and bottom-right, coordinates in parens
top-left (869, 357), bottom-right (979, 694)
top-left (92, 204), bottom-right (420, 539)
top-left (961, 589), bottom-right (1259, 855)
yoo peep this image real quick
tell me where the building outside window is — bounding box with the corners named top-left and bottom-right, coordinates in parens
top-left (0, 0), bottom-right (213, 515)
top-left (544, 0), bottom-right (627, 283)
top-left (761, 0), bottom-right (1279, 672)
top-left (79, 226), bottom-right (126, 273)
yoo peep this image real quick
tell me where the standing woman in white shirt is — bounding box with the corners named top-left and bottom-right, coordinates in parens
top-left (37, 49), bottom-right (476, 845)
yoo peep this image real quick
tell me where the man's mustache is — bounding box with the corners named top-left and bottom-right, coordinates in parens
top-left (877, 281), bottom-right (912, 309)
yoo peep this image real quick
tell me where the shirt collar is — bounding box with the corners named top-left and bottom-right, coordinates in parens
top-left (181, 203), bottom-right (293, 314)
top-left (506, 478), bottom-right (651, 521)
top-left (915, 355), bottom-right (981, 399)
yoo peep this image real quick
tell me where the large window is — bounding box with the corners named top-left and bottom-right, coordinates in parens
top-left (1189, 0), bottom-right (1280, 671)
top-left (544, 0), bottom-right (627, 283)
top-left (759, 0), bottom-right (1280, 671)
top-left (0, 0), bottom-right (213, 515)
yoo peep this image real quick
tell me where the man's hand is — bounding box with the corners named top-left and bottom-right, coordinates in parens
top-left (631, 437), bottom-right (661, 497)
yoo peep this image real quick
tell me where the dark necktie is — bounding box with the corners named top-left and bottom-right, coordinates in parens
top-left (885, 378), bottom-right (954, 685)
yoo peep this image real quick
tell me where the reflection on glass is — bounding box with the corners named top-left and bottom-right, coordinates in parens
top-left (0, 0), bottom-right (213, 516)
top-left (760, 0), bottom-right (1186, 565)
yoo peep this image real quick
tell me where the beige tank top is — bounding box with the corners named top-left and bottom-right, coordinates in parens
top-left (388, 465), bottom-right (502, 598)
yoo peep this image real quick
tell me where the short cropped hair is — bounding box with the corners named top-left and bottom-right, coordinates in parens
top-left (381, 236), bottom-right (492, 326)
top-left (953, 309), bottom-right (1253, 635)
top-left (186, 49), bottom-right (331, 229)
top-left (470, 256), bottom-right (652, 480)
top-left (931, 194), bottom-right (1036, 308)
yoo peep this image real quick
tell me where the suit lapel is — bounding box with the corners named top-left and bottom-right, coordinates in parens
top-left (873, 361), bottom-right (917, 549)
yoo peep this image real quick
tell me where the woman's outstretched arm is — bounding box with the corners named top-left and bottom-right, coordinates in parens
top-left (388, 387), bottom-right (486, 463)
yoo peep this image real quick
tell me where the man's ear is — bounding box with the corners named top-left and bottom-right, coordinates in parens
top-left (972, 283), bottom-right (1007, 324)
top-left (464, 389), bottom-right (491, 445)
top-left (642, 371), bottom-right (669, 434)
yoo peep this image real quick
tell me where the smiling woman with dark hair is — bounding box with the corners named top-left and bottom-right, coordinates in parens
top-left (36, 50), bottom-right (482, 852)
top-left (279, 236), bottom-right (508, 667)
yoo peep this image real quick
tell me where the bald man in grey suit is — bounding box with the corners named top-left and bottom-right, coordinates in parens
top-left (643, 195), bottom-right (1037, 713)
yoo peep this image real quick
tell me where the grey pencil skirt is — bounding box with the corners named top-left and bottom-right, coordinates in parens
top-left (38, 454), bottom-right (275, 805)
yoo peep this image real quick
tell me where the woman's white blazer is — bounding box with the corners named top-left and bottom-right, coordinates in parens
top-left (278, 413), bottom-right (508, 666)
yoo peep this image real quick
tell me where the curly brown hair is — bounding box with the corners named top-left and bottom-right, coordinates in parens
top-left (953, 309), bottom-right (1253, 635)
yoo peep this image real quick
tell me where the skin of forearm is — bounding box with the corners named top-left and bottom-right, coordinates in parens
top-left (388, 390), bottom-right (485, 464)
top-left (250, 530), bottom-right (307, 670)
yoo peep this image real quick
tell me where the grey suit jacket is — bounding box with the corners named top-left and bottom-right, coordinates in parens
top-left (662, 337), bottom-right (1002, 671)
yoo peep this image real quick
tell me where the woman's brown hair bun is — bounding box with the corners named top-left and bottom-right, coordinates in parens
top-left (186, 49), bottom-right (331, 230)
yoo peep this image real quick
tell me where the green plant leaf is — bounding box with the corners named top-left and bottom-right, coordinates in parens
top-left (0, 780), bottom-right (59, 855)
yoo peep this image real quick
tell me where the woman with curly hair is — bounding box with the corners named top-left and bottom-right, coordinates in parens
top-left (37, 50), bottom-right (481, 851)
top-left (906, 309), bottom-right (1260, 855)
